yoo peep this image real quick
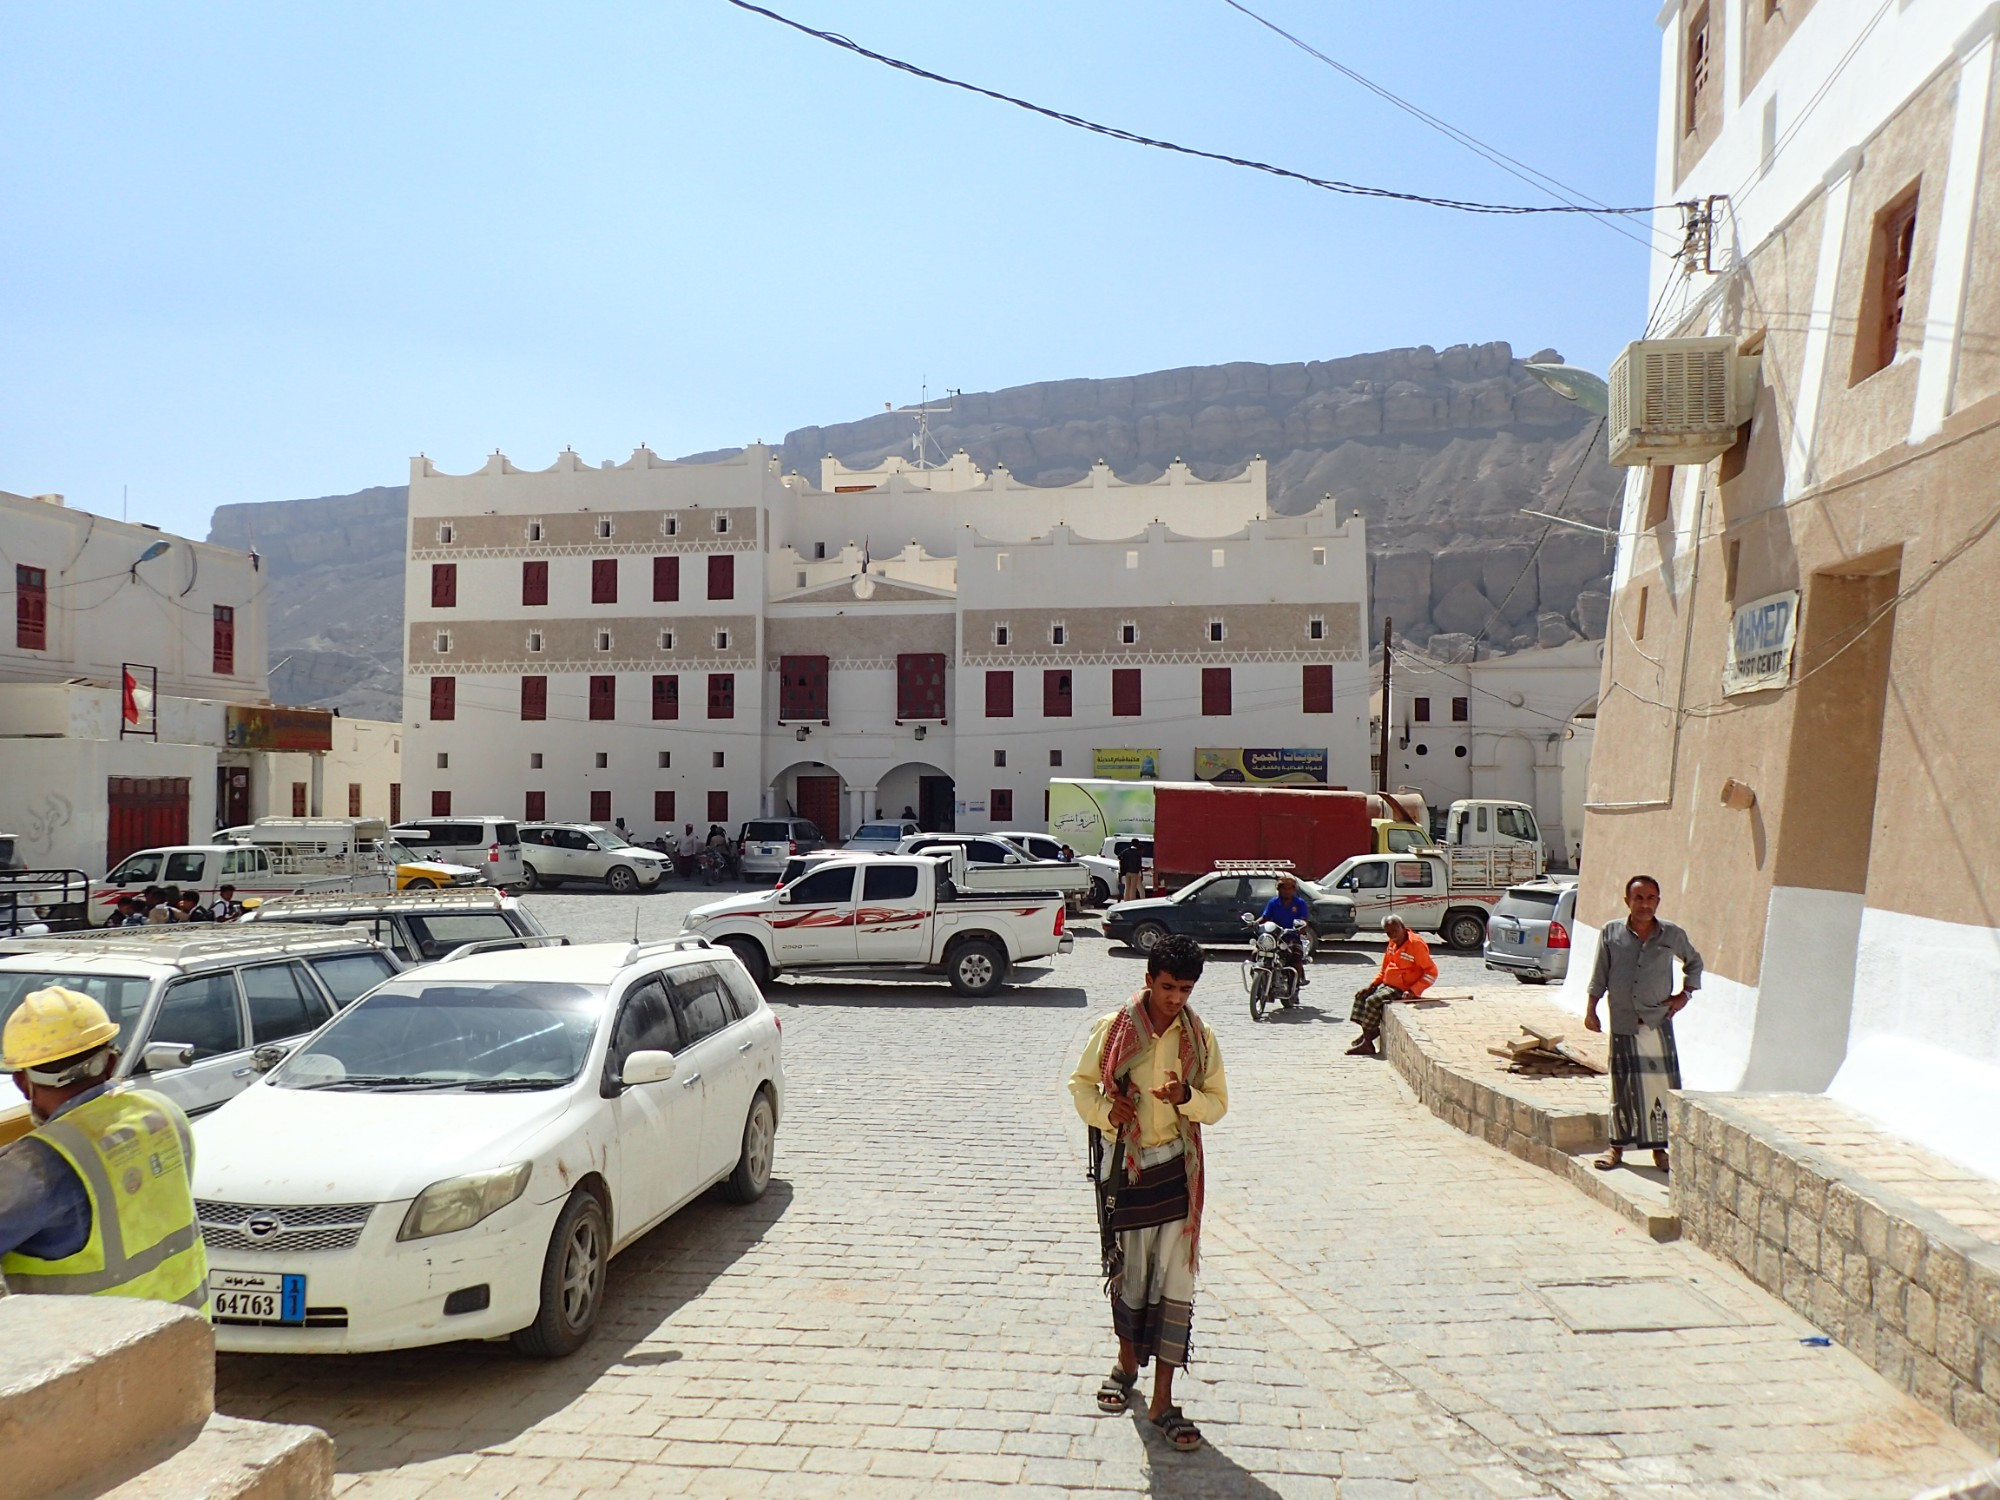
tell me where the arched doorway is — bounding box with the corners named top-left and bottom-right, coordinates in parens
top-left (769, 761), bottom-right (845, 840)
top-left (877, 760), bottom-right (954, 831)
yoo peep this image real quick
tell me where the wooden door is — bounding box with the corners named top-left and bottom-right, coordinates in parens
top-left (106, 777), bottom-right (189, 869)
top-left (796, 776), bottom-right (842, 840)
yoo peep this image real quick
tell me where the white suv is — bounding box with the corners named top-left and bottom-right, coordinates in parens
top-left (391, 818), bottom-right (526, 888)
top-left (518, 824), bottom-right (671, 893)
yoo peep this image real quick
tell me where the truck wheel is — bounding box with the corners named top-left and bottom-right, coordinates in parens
top-left (1445, 911), bottom-right (1487, 951)
top-left (606, 865), bottom-right (639, 894)
top-left (947, 938), bottom-right (1007, 998)
top-left (520, 863), bottom-right (541, 891)
top-left (1088, 877), bottom-right (1110, 907)
top-left (721, 937), bottom-right (771, 990)
top-left (511, 1188), bottom-right (608, 1359)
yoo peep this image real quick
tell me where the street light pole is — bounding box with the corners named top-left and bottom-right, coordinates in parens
top-left (1378, 617), bottom-right (1392, 796)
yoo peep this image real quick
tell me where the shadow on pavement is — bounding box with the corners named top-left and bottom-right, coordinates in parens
top-left (214, 1180), bottom-right (795, 1475)
top-left (1119, 1408), bottom-right (1287, 1498)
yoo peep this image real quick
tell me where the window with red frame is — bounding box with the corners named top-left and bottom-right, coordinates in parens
top-left (652, 673), bottom-right (679, 721)
top-left (653, 555), bottom-right (679, 602)
top-left (430, 676), bottom-right (455, 720)
top-left (654, 790), bottom-right (674, 822)
top-left (525, 790), bottom-right (546, 821)
top-left (1201, 667), bottom-right (1232, 716)
top-left (431, 789), bottom-right (452, 816)
top-left (1414, 697), bottom-right (1432, 723)
top-left (430, 563), bottom-right (457, 608)
top-left (896, 653), bottom-right (946, 719)
top-left (522, 560), bottom-right (548, 606)
top-left (1043, 669), bottom-right (1072, 718)
top-left (15, 566), bottom-right (46, 650)
top-left (348, 783), bottom-right (362, 817)
top-left (985, 670), bottom-right (1013, 718)
top-left (590, 790), bottom-right (612, 822)
top-left (389, 783), bottom-right (401, 822)
top-left (521, 675), bottom-right (547, 721)
top-left (213, 605), bottom-right (236, 675)
top-left (708, 554), bottom-right (734, 600)
top-left (588, 675), bottom-right (615, 720)
top-left (1452, 696), bottom-right (1470, 723)
top-left (779, 655), bottom-right (829, 720)
top-left (591, 558), bottom-right (618, 604)
top-left (1112, 668), bottom-right (1142, 717)
top-left (707, 790), bottom-right (729, 824)
top-left (291, 782), bottom-right (307, 817)
top-left (708, 672), bottom-right (735, 719)
top-left (991, 788), bottom-right (1014, 821)
top-left (1303, 664), bottom-right (1333, 714)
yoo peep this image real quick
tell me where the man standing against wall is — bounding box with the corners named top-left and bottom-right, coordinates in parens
top-left (1585, 874), bottom-right (1703, 1173)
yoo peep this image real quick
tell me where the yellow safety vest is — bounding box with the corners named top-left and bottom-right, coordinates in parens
top-left (0, 1087), bottom-right (210, 1313)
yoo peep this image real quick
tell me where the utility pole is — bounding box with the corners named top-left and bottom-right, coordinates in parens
top-left (1378, 617), bottom-right (1392, 796)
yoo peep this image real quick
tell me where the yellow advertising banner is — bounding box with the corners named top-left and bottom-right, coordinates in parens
top-left (1092, 748), bottom-right (1161, 781)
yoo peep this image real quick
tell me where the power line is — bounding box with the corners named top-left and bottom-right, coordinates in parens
top-left (1465, 415), bottom-right (1611, 654)
top-left (723, 0), bottom-right (1674, 219)
top-left (1217, 0), bottom-right (1677, 256)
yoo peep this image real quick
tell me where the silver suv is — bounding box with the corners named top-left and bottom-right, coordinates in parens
top-left (737, 819), bottom-right (827, 878)
top-left (518, 824), bottom-right (673, 892)
top-left (1483, 880), bottom-right (1579, 983)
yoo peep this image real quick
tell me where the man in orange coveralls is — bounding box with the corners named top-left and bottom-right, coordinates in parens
top-left (1346, 916), bottom-right (1437, 1057)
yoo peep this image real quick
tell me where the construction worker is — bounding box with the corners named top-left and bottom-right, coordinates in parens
top-left (0, 987), bottom-right (208, 1310)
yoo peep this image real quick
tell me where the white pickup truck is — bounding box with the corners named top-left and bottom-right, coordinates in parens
top-left (896, 835), bottom-right (1093, 900)
top-left (1320, 844), bottom-right (1544, 952)
top-left (1075, 835), bottom-right (1154, 906)
top-left (680, 851), bottom-right (1074, 997)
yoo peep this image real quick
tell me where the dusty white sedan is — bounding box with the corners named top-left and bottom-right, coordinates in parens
top-left (193, 940), bottom-right (783, 1356)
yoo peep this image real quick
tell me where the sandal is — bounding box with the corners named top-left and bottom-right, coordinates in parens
top-left (1151, 1405), bottom-right (1203, 1451)
top-left (1096, 1366), bottom-right (1137, 1413)
top-left (1345, 1037), bottom-right (1378, 1057)
top-left (1592, 1151), bottom-right (1623, 1172)
top-left (1652, 1149), bottom-right (1670, 1175)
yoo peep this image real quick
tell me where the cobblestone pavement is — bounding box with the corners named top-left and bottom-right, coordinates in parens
top-left (215, 886), bottom-right (1990, 1498)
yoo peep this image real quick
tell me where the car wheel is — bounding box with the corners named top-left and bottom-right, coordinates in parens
top-left (947, 937), bottom-right (1007, 998)
top-left (721, 937), bottom-right (770, 990)
top-left (511, 1189), bottom-right (609, 1359)
top-left (1088, 877), bottom-right (1110, 907)
top-left (1128, 920), bottom-right (1170, 955)
top-left (404, 878), bottom-right (437, 890)
top-left (606, 865), bottom-right (639, 894)
top-left (520, 863), bottom-right (541, 892)
top-left (1445, 911), bottom-right (1487, 952)
top-left (1514, 974), bottom-right (1548, 985)
top-left (721, 1089), bottom-right (776, 1204)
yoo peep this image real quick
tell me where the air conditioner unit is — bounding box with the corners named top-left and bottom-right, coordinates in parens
top-left (1606, 337), bottom-right (1758, 467)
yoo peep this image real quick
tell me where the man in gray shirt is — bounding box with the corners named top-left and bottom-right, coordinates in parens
top-left (1585, 874), bottom-right (1703, 1173)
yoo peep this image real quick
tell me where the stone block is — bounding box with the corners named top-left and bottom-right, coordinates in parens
top-left (1876, 1325), bottom-right (1918, 1390)
top-left (99, 1413), bottom-right (334, 1500)
top-left (1878, 1269), bottom-right (1910, 1331)
top-left (1818, 1225), bottom-right (1852, 1278)
top-left (1907, 1284), bottom-right (1940, 1354)
top-left (1724, 1124), bottom-right (1750, 1174)
top-left (1846, 1252), bottom-right (1875, 1305)
top-left (1938, 1308), bottom-right (1980, 1383)
top-left (1890, 1221), bottom-right (1928, 1280)
top-left (1982, 1335), bottom-right (2000, 1399)
top-left (1949, 1389), bottom-right (2000, 1455)
top-left (1922, 1244), bottom-right (1970, 1305)
top-left (1857, 1201), bottom-right (1891, 1259)
top-left (1788, 1213), bottom-right (1820, 1268)
top-left (1748, 1137), bottom-right (1775, 1188)
top-left (1755, 1240), bottom-right (1785, 1293)
top-left (1740, 1183), bottom-right (1763, 1230)
top-left (1730, 1215), bottom-right (1760, 1274)
top-left (1811, 1276), bottom-right (1847, 1341)
top-left (1825, 1181), bottom-right (1859, 1241)
top-left (1794, 1171), bottom-right (1827, 1220)
top-left (1915, 1353), bottom-right (1957, 1409)
top-left (1760, 1197), bottom-right (1790, 1248)
top-left (1773, 1154), bottom-right (1800, 1204)
top-left (1971, 1264), bottom-right (2000, 1329)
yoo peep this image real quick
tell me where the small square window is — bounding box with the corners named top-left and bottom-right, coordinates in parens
top-left (530, 752), bottom-right (543, 769)
top-left (1051, 623), bottom-right (1067, 647)
top-left (994, 749), bottom-right (1007, 768)
top-left (1309, 616), bottom-right (1325, 641)
top-left (595, 752), bottom-right (609, 769)
top-left (597, 630), bottom-right (613, 651)
top-left (434, 630), bottom-right (451, 653)
top-left (796, 571), bottom-right (808, 588)
top-left (659, 630), bottom-right (675, 650)
top-left (1451, 696), bottom-right (1470, 723)
top-left (712, 751), bottom-right (725, 768)
top-left (527, 630), bottom-right (544, 653)
top-left (715, 629), bottom-right (730, 650)
top-left (714, 513), bottom-right (731, 534)
top-left (435, 752), bottom-right (449, 769)
top-left (1312, 547), bottom-right (1326, 567)
top-left (1208, 619), bottom-right (1225, 643)
top-left (663, 515), bottom-right (679, 536)
top-left (1049, 749), bottom-right (1062, 767)
top-left (1125, 550), bottom-right (1139, 569)
top-left (1120, 621), bottom-right (1137, 645)
top-left (597, 517), bottom-right (614, 539)
top-left (994, 623), bottom-right (1010, 646)
top-left (527, 520), bottom-right (543, 542)
top-left (658, 750), bottom-right (671, 768)
top-left (437, 523), bottom-right (454, 544)
top-left (1212, 548), bottom-right (1226, 568)
top-left (996, 552), bottom-right (1009, 571)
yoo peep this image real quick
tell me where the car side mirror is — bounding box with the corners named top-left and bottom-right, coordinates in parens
top-left (776, 889), bottom-right (792, 903)
top-left (251, 1042), bottom-right (293, 1074)
top-left (141, 1042), bottom-right (195, 1074)
top-left (620, 1050), bottom-right (676, 1088)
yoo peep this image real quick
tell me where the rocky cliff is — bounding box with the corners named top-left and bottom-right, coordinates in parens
top-left (211, 341), bottom-right (1622, 717)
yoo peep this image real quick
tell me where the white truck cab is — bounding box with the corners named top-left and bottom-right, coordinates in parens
top-left (1322, 843), bottom-right (1544, 952)
top-left (1443, 800), bottom-right (1545, 871)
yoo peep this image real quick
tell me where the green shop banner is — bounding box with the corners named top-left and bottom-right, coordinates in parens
top-left (1091, 748), bottom-right (1161, 781)
top-left (1193, 747), bottom-right (1328, 785)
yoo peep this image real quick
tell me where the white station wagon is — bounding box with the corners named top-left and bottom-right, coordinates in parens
top-left (193, 939), bottom-right (783, 1356)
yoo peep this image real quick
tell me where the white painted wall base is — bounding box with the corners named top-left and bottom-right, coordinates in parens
top-left (1738, 886), bottom-right (1863, 1092)
top-left (1831, 1036), bottom-right (2000, 1181)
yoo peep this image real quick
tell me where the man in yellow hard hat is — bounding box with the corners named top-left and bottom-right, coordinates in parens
top-left (0, 987), bottom-right (208, 1310)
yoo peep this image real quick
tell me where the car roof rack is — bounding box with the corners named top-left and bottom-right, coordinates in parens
top-left (0, 924), bottom-right (389, 967)
top-left (620, 935), bottom-right (716, 965)
top-left (1212, 859), bottom-right (1296, 873)
top-left (249, 887), bottom-right (509, 917)
top-left (434, 934), bottom-right (571, 963)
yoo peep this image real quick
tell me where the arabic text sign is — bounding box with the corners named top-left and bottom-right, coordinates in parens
top-left (1723, 590), bottom-right (1799, 696)
top-left (1092, 748), bottom-right (1161, 781)
top-left (1193, 747), bottom-right (1329, 785)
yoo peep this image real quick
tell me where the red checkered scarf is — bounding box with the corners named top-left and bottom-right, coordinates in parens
top-left (1098, 990), bottom-right (1210, 1270)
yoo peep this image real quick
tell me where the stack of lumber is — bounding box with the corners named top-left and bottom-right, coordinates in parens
top-left (1486, 1024), bottom-right (1605, 1077)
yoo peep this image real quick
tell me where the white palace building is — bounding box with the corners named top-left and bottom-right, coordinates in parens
top-left (399, 445), bottom-right (1370, 840)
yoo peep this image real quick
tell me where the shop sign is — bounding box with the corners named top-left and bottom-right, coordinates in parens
top-left (1193, 747), bottom-right (1329, 785)
top-left (1723, 590), bottom-right (1799, 696)
top-left (1091, 748), bottom-right (1161, 781)
top-left (226, 704), bottom-right (334, 753)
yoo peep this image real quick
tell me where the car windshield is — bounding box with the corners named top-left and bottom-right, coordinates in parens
top-left (380, 840), bottom-right (423, 864)
top-left (271, 979), bottom-right (601, 1091)
top-left (0, 971), bottom-right (154, 1048)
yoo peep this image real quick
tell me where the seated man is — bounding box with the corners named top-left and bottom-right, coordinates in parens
top-left (1256, 875), bottom-right (1312, 990)
top-left (1348, 916), bottom-right (1437, 1057)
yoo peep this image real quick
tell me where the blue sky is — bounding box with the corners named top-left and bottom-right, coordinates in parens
top-left (3, 2), bottom-right (1664, 537)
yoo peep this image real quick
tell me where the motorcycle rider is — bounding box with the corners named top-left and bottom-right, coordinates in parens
top-left (1257, 875), bottom-right (1312, 991)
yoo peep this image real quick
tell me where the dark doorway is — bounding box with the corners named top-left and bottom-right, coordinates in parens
top-left (919, 775), bottom-right (955, 832)
top-left (216, 765), bottom-right (250, 828)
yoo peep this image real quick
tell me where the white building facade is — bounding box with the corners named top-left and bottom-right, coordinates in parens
top-left (400, 447), bottom-right (1371, 838)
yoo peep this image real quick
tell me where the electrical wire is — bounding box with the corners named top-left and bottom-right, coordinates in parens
top-left (1217, 0), bottom-right (1679, 256)
top-left (723, 0), bottom-right (1675, 218)
top-left (1465, 415), bottom-right (1610, 654)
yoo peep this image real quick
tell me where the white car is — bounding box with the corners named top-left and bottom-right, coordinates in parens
top-left (843, 820), bottom-right (920, 853)
top-left (517, 824), bottom-right (672, 892)
top-left (193, 940), bottom-right (783, 1356)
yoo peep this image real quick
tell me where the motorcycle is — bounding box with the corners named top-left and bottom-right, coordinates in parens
top-left (695, 846), bottom-right (729, 884)
top-left (1240, 913), bottom-right (1306, 1021)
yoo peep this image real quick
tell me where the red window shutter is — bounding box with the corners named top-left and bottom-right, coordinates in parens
top-left (1415, 698), bottom-right (1431, 723)
top-left (654, 790), bottom-right (675, 823)
top-left (431, 563), bottom-right (457, 608)
top-left (431, 789), bottom-right (452, 816)
top-left (1303, 664), bottom-right (1333, 715)
top-left (1452, 696), bottom-right (1470, 723)
top-left (1112, 668), bottom-right (1142, 717)
top-left (348, 783), bottom-right (362, 817)
top-left (15, 566), bottom-right (46, 651)
top-left (896, 652), bottom-right (946, 719)
top-left (991, 788), bottom-right (1014, 822)
top-left (985, 670), bottom-right (1013, 718)
top-left (652, 674), bottom-right (679, 721)
top-left (212, 605), bottom-right (235, 675)
top-left (780, 655), bottom-right (829, 720)
top-left (588, 675), bottom-right (616, 721)
top-left (522, 560), bottom-right (548, 606)
top-left (707, 554), bottom-right (734, 600)
top-left (521, 675), bottom-right (547, 720)
top-left (526, 790), bottom-right (546, 821)
top-left (1043, 669), bottom-right (1072, 718)
top-left (707, 790), bottom-right (729, 824)
top-left (431, 676), bottom-right (455, 720)
top-left (591, 558), bottom-right (618, 604)
top-left (389, 783), bottom-right (401, 822)
top-left (653, 555), bottom-right (679, 602)
top-left (1201, 667), bottom-right (1232, 716)
top-left (291, 782), bottom-right (307, 817)
top-left (590, 790), bottom-right (612, 822)
top-left (708, 672), bottom-right (735, 719)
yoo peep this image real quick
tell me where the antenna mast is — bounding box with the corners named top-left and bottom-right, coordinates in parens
top-left (888, 384), bottom-right (960, 470)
